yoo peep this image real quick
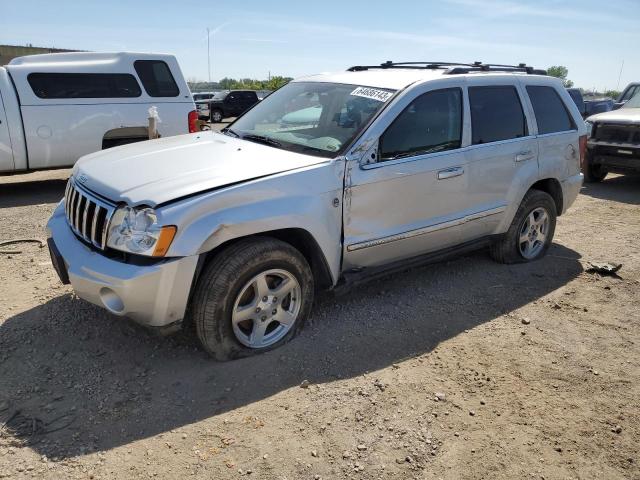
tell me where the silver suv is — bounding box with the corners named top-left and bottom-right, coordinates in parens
top-left (47, 61), bottom-right (586, 360)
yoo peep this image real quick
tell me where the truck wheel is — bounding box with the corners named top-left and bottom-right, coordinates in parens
top-left (191, 237), bottom-right (314, 361)
top-left (490, 189), bottom-right (556, 264)
top-left (584, 156), bottom-right (607, 183)
top-left (210, 109), bottom-right (223, 123)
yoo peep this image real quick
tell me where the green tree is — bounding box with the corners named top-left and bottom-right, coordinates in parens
top-left (547, 66), bottom-right (574, 88)
top-left (604, 89), bottom-right (621, 99)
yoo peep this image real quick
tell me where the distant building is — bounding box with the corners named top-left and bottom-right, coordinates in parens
top-left (0, 44), bottom-right (81, 65)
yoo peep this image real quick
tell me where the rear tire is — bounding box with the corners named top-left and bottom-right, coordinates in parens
top-left (583, 151), bottom-right (607, 183)
top-left (210, 109), bottom-right (223, 123)
top-left (190, 238), bottom-right (314, 361)
top-left (490, 189), bottom-right (556, 264)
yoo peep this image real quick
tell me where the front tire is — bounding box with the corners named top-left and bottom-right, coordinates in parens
top-left (490, 190), bottom-right (557, 264)
top-left (583, 150), bottom-right (607, 182)
top-left (190, 238), bottom-right (314, 361)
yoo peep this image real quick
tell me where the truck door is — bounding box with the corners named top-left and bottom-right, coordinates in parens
top-left (0, 89), bottom-right (15, 172)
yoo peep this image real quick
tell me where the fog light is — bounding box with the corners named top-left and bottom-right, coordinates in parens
top-left (99, 287), bottom-right (124, 314)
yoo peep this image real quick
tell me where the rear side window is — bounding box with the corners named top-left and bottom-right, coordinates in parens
top-left (469, 86), bottom-right (527, 144)
top-left (27, 73), bottom-right (141, 99)
top-left (526, 86), bottom-right (575, 135)
top-left (380, 88), bottom-right (462, 161)
top-left (134, 60), bottom-right (179, 97)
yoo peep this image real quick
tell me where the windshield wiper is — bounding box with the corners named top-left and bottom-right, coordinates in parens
top-left (241, 134), bottom-right (283, 148)
top-left (221, 127), bottom-right (240, 138)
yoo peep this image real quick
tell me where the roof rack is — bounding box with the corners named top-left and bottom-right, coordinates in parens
top-left (346, 61), bottom-right (547, 75)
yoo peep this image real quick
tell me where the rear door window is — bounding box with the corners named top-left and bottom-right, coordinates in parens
top-left (379, 88), bottom-right (463, 161)
top-left (526, 86), bottom-right (575, 135)
top-left (133, 60), bottom-right (179, 97)
top-left (27, 73), bottom-right (141, 99)
top-left (469, 86), bottom-right (527, 144)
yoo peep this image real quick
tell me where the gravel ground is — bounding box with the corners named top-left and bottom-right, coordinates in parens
top-left (0, 163), bottom-right (639, 479)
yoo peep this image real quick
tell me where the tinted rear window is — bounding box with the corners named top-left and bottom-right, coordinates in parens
top-left (134, 60), bottom-right (179, 97)
top-left (527, 86), bottom-right (575, 135)
top-left (469, 86), bottom-right (527, 144)
top-left (27, 73), bottom-right (141, 99)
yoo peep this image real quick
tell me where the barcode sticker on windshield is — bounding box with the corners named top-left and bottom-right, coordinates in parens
top-left (350, 87), bottom-right (393, 102)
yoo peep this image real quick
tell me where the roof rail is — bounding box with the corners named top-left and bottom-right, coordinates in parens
top-left (346, 61), bottom-right (547, 75)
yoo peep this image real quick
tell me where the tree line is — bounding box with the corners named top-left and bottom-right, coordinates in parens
top-left (188, 75), bottom-right (293, 93)
top-left (547, 66), bottom-right (620, 98)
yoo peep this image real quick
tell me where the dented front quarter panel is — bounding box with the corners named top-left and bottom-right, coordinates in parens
top-left (157, 160), bottom-right (346, 284)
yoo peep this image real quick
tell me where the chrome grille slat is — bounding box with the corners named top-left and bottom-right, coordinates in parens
top-left (81, 199), bottom-right (89, 236)
top-left (91, 205), bottom-right (101, 247)
top-left (63, 178), bottom-right (116, 251)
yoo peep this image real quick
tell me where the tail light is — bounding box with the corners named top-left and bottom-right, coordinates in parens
top-left (579, 135), bottom-right (587, 172)
top-left (188, 110), bottom-right (198, 133)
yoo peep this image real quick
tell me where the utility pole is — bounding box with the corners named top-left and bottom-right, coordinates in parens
top-left (616, 60), bottom-right (624, 90)
top-left (207, 27), bottom-right (211, 83)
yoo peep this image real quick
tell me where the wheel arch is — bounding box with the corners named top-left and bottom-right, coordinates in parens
top-left (197, 228), bottom-right (335, 292)
top-left (529, 178), bottom-right (563, 215)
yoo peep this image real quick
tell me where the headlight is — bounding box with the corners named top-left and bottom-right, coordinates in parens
top-left (106, 206), bottom-right (176, 257)
top-left (584, 120), bottom-right (593, 138)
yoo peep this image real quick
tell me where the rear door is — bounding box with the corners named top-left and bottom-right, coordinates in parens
top-left (0, 88), bottom-right (15, 172)
top-left (460, 80), bottom-right (539, 241)
top-left (225, 93), bottom-right (243, 117)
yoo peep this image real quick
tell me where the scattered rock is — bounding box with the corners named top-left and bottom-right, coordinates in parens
top-left (521, 318), bottom-right (531, 325)
top-left (612, 425), bottom-right (622, 434)
top-left (434, 392), bottom-right (446, 402)
top-left (311, 450), bottom-right (318, 457)
top-left (300, 380), bottom-right (310, 389)
top-left (469, 410), bottom-right (476, 416)
top-left (357, 444), bottom-right (367, 451)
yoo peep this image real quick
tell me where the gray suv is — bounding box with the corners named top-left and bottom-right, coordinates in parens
top-left (47, 61), bottom-right (586, 360)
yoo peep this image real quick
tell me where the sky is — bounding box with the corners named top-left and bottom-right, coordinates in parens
top-left (2, 0), bottom-right (639, 91)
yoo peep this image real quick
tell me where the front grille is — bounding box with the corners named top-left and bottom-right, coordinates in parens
top-left (595, 123), bottom-right (640, 145)
top-left (64, 179), bottom-right (116, 250)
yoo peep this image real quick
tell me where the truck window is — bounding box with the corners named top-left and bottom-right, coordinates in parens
top-left (526, 86), bottom-right (575, 135)
top-left (620, 85), bottom-right (639, 102)
top-left (134, 60), bottom-right (179, 97)
top-left (27, 73), bottom-right (141, 99)
top-left (379, 88), bottom-right (462, 161)
top-left (469, 86), bottom-right (527, 144)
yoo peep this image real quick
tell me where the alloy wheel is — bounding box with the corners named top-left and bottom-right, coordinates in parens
top-left (231, 269), bottom-right (302, 349)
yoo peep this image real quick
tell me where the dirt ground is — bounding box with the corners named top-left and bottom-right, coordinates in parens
top-left (0, 166), bottom-right (638, 480)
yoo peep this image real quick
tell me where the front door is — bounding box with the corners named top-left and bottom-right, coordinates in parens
top-left (343, 85), bottom-right (472, 270)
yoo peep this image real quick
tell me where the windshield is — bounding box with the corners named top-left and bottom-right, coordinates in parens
top-left (226, 82), bottom-right (395, 157)
top-left (623, 91), bottom-right (640, 109)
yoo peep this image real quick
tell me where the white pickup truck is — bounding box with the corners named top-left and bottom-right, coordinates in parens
top-left (0, 52), bottom-right (197, 173)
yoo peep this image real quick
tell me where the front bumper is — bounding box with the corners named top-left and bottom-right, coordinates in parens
top-left (587, 143), bottom-right (640, 173)
top-left (560, 172), bottom-right (583, 214)
top-left (46, 202), bottom-right (198, 328)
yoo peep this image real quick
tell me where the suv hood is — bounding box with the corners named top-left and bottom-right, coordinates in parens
top-left (587, 107), bottom-right (640, 124)
top-left (73, 132), bottom-right (327, 207)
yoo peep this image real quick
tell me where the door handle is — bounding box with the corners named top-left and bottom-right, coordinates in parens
top-left (515, 150), bottom-right (535, 162)
top-left (437, 166), bottom-right (464, 180)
